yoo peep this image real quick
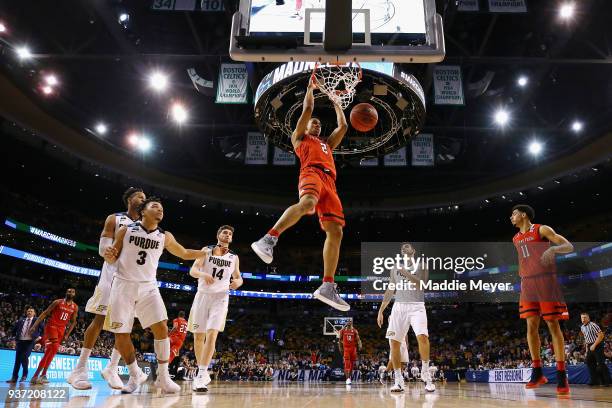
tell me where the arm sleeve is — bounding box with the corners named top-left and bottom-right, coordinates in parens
top-left (99, 236), bottom-right (113, 257)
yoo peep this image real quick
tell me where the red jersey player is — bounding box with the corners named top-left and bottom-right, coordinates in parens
top-left (169, 311), bottom-right (188, 364)
top-left (29, 288), bottom-right (78, 384)
top-left (252, 78), bottom-right (350, 311)
top-left (338, 320), bottom-right (362, 385)
top-left (510, 205), bottom-right (574, 395)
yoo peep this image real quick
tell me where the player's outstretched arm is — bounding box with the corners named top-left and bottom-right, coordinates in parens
top-left (539, 225), bottom-right (574, 265)
top-left (230, 257), bottom-right (243, 290)
top-left (104, 226), bottom-right (126, 264)
top-left (377, 286), bottom-right (395, 328)
top-left (165, 232), bottom-right (207, 260)
top-left (64, 306), bottom-right (78, 343)
top-left (327, 101), bottom-right (348, 150)
top-left (99, 214), bottom-right (116, 257)
top-left (29, 299), bottom-right (60, 335)
top-left (291, 79), bottom-right (316, 149)
top-left (189, 247), bottom-right (210, 277)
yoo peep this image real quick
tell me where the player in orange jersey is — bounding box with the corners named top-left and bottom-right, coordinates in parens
top-left (252, 78), bottom-right (349, 311)
top-left (29, 288), bottom-right (79, 384)
top-left (511, 204), bottom-right (574, 395)
top-left (338, 320), bottom-right (362, 385)
top-left (169, 311), bottom-right (188, 364)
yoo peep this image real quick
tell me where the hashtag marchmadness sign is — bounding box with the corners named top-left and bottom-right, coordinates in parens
top-left (488, 0), bottom-right (527, 13)
top-left (433, 65), bottom-right (464, 106)
top-left (216, 63), bottom-right (248, 104)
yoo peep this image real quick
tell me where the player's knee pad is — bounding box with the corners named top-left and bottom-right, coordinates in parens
top-left (154, 338), bottom-right (170, 362)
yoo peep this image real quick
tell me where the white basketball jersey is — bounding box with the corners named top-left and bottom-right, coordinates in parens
top-left (98, 212), bottom-right (138, 286)
top-left (116, 222), bottom-right (166, 282)
top-left (197, 245), bottom-right (237, 293)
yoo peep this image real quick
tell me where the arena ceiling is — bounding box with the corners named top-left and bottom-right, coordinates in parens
top-left (0, 0), bottom-right (611, 210)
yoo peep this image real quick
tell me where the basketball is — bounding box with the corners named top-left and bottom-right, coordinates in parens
top-left (350, 103), bottom-right (378, 132)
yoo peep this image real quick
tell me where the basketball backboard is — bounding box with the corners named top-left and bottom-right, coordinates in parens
top-left (324, 317), bottom-right (353, 336)
top-left (230, 0), bottom-right (445, 63)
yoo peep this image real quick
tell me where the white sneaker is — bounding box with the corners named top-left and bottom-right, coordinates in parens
top-left (425, 381), bottom-right (436, 392)
top-left (346, 378), bottom-right (352, 385)
top-left (251, 235), bottom-right (277, 264)
top-left (313, 282), bottom-right (350, 311)
top-left (68, 366), bottom-right (92, 390)
top-left (202, 371), bottom-right (211, 386)
top-left (155, 375), bottom-right (180, 393)
top-left (102, 366), bottom-right (124, 390)
top-left (121, 369), bottom-right (148, 394)
top-left (192, 375), bottom-right (208, 393)
top-left (390, 383), bottom-right (405, 393)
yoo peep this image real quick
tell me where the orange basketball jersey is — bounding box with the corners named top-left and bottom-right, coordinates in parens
top-left (340, 328), bottom-right (358, 349)
top-left (47, 299), bottom-right (77, 328)
top-left (170, 317), bottom-right (188, 342)
top-left (295, 134), bottom-right (337, 179)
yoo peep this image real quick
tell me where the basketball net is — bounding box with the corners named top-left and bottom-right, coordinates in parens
top-left (311, 62), bottom-right (362, 110)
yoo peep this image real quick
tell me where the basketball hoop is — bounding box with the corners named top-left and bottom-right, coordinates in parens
top-left (311, 62), bottom-right (362, 110)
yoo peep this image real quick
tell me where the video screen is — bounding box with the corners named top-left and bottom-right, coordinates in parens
top-left (248, 0), bottom-right (426, 41)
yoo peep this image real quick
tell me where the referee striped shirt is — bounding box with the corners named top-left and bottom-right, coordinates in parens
top-left (581, 321), bottom-right (602, 345)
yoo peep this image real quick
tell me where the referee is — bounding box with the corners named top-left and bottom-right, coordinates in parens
top-left (580, 313), bottom-right (611, 386)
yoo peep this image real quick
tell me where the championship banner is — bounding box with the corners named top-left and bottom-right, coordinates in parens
top-left (245, 132), bottom-right (268, 165)
top-left (458, 0), bottom-right (480, 11)
top-left (360, 157), bottom-right (379, 167)
top-left (411, 134), bottom-right (434, 167)
top-left (488, 0), bottom-right (528, 13)
top-left (383, 147), bottom-right (407, 167)
top-left (216, 63), bottom-right (248, 104)
top-left (433, 65), bottom-right (465, 106)
top-left (273, 147), bottom-right (296, 166)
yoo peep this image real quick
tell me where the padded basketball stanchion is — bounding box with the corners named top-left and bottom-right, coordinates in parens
top-left (324, 0), bottom-right (352, 52)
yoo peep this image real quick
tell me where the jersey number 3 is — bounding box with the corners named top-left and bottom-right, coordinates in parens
top-left (136, 251), bottom-right (147, 265)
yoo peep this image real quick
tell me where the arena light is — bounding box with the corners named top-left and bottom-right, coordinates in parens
top-left (127, 133), bottom-right (140, 146)
top-left (44, 74), bottom-right (59, 87)
top-left (41, 85), bottom-right (53, 95)
top-left (559, 2), bottom-right (575, 20)
top-left (149, 71), bottom-right (168, 92)
top-left (138, 137), bottom-right (152, 152)
top-left (517, 76), bottom-right (528, 87)
top-left (16, 46), bottom-right (32, 60)
top-left (171, 102), bottom-right (188, 124)
top-left (94, 122), bottom-right (108, 135)
top-left (118, 13), bottom-right (130, 24)
top-left (571, 120), bottom-right (583, 133)
top-left (528, 141), bottom-right (543, 156)
top-left (494, 109), bottom-right (510, 126)
top-left (0, 23), bottom-right (6, 33)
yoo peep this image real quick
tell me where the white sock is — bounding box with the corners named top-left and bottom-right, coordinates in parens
top-left (108, 348), bottom-right (121, 368)
top-left (198, 365), bottom-right (207, 376)
top-left (422, 360), bottom-right (429, 371)
top-left (158, 362), bottom-right (169, 377)
top-left (394, 369), bottom-right (403, 384)
top-left (154, 338), bottom-right (170, 362)
top-left (128, 361), bottom-right (139, 377)
top-left (76, 347), bottom-right (91, 369)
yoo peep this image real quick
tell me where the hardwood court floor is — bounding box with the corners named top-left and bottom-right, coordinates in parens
top-left (13, 380), bottom-right (612, 407)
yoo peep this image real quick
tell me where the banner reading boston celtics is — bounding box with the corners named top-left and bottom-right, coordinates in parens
top-left (216, 63), bottom-right (248, 104)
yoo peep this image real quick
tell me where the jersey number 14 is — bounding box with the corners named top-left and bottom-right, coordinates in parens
top-left (212, 267), bottom-right (224, 280)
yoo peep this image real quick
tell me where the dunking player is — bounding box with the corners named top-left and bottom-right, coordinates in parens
top-left (68, 187), bottom-right (145, 390)
top-left (29, 288), bottom-right (78, 384)
top-left (251, 78), bottom-right (349, 311)
top-left (511, 204), bottom-right (573, 395)
top-left (378, 243), bottom-right (435, 393)
top-left (338, 320), bottom-right (362, 385)
top-left (169, 311), bottom-right (188, 364)
top-left (188, 225), bottom-right (243, 393)
top-left (103, 197), bottom-right (207, 393)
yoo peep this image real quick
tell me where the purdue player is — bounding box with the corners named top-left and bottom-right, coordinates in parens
top-left (103, 197), bottom-right (207, 394)
top-left (377, 243), bottom-right (435, 393)
top-left (188, 225), bottom-right (243, 392)
top-left (68, 187), bottom-right (145, 390)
